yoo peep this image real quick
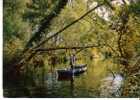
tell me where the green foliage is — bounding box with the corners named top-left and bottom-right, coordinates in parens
top-left (3, 0), bottom-right (32, 66)
top-left (3, 0), bottom-right (140, 97)
top-left (129, 3), bottom-right (140, 15)
top-left (24, 0), bottom-right (57, 25)
top-left (4, 0), bottom-right (30, 40)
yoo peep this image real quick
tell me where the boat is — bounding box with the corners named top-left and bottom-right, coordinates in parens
top-left (57, 64), bottom-right (87, 80)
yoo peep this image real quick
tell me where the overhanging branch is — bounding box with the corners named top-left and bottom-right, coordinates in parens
top-left (33, 3), bottom-right (104, 49)
top-left (34, 45), bottom-right (100, 52)
top-left (25, 0), bottom-right (68, 48)
top-left (12, 3), bottom-right (104, 71)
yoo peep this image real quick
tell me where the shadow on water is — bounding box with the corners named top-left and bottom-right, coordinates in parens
top-left (4, 58), bottom-right (124, 98)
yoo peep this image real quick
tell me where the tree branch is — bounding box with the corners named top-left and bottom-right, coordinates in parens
top-left (104, 0), bottom-right (115, 10)
top-left (34, 45), bottom-right (100, 52)
top-left (25, 0), bottom-right (69, 48)
top-left (33, 3), bottom-right (104, 49)
top-left (10, 3), bottom-right (104, 78)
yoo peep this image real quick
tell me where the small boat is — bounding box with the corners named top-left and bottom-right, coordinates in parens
top-left (57, 64), bottom-right (87, 80)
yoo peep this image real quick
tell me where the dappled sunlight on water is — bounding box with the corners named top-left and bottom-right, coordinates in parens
top-left (42, 58), bottom-right (122, 97)
top-left (4, 57), bottom-right (123, 97)
top-left (99, 74), bottom-right (124, 97)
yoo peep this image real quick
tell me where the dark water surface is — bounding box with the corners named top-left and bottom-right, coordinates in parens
top-left (4, 58), bottom-right (123, 98)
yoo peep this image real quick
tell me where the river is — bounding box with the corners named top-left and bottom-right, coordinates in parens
top-left (4, 57), bottom-right (124, 97)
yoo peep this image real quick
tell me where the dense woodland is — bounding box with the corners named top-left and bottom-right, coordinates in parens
top-left (3, 0), bottom-right (140, 97)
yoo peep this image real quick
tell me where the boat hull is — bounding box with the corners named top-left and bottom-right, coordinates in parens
top-left (57, 64), bottom-right (87, 80)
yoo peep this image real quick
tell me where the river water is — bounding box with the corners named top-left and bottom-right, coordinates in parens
top-left (4, 58), bottom-right (124, 97)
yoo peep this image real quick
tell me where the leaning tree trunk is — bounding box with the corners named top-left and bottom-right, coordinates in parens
top-left (25, 0), bottom-right (69, 49)
top-left (6, 0), bottom-right (69, 83)
top-left (7, 2), bottom-right (104, 83)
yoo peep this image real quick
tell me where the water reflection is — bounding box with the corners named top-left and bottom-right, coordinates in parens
top-left (99, 74), bottom-right (124, 97)
top-left (4, 58), bottom-right (124, 97)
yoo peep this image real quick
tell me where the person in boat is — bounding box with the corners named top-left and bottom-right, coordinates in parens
top-left (70, 54), bottom-right (76, 69)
